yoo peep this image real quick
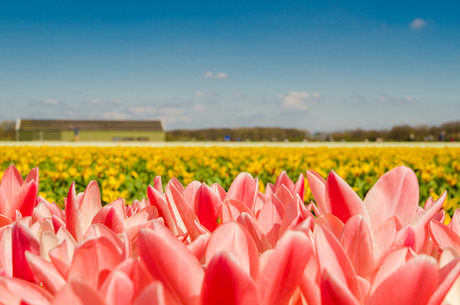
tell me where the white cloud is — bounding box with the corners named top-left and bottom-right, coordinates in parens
top-left (281, 91), bottom-right (319, 110)
top-left (159, 116), bottom-right (192, 124)
top-left (410, 18), bottom-right (427, 29)
top-left (91, 99), bottom-right (121, 105)
top-left (159, 107), bottom-right (185, 115)
top-left (102, 111), bottom-right (130, 120)
top-left (42, 98), bottom-right (59, 105)
top-left (195, 91), bottom-right (216, 97)
top-left (377, 95), bottom-right (415, 104)
top-left (129, 106), bottom-right (156, 115)
top-left (194, 105), bottom-right (205, 111)
top-left (203, 71), bottom-right (214, 78)
top-left (202, 71), bottom-right (228, 79)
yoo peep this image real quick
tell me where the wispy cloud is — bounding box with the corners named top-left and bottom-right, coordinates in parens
top-left (194, 105), bottom-right (205, 111)
top-left (377, 94), bottom-right (414, 104)
top-left (159, 107), bottom-right (185, 115)
top-left (203, 71), bottom-right (228, 79)
top-left (195, 91), bottom-right (217, 97)
top-left (129, 106), bottom-right (156, 115)
top-left (280, 91), bottom-right (320, 110)
top-left (90, 99), bottom-right (122, 105)
top-left (102, 111), bottom-right (130, 120)
top-left (42, 98), bottom-right (59, 105)
top-left (159, 116), bottom-right (192, 125)
top-left (410, 18), bottom-right (427, 30)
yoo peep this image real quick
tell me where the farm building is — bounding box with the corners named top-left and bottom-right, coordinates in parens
top-left (15, 119), bottom-right (165, 142)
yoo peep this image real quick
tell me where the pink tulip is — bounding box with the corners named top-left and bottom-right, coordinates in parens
top-left (0, 165), bottom-right (39, 225)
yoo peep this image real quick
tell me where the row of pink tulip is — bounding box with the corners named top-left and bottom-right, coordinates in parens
top-left (1, 164), bottom-right (460, 304)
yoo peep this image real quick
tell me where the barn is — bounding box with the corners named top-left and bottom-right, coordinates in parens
top-left (15, 119), bottom-right (165, 142)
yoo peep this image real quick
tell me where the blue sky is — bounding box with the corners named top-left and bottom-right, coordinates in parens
top-left (0, 1), bottom-right (459, 131)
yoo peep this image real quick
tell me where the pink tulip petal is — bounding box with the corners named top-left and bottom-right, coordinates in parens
top-left (0, 214), bottom-right (13, 228)
top-left (339, 215), bottom-right (374, 278)
top-left (430, 220), bottom-right (460, 253)
top-left (83, 224), bottom-right (125, 253)
top-left (91, 206), bottom-right (125, 234)
top-left (147, 186), bottom-right (178, 235)
top-left (133, 282), bottom-right (168, 305)
top-left (257, 196), bottom-right (285, 247)
top-left (186, 233), bottom-right (210, 262)
top-left (325, 170), bottom-right (368, 224)
top-left (364, 165), bottom-right (419, 231)
top-left (79, 180), bottom-right (102, 232)
top-left (163, 185), bottom-right (188, 237)
top-left (0, 165), bottom-right (23, 206)
top-left (265, 183), bottom-right (275, 198)
top-left (226, 173), bottom-right (258, 211)
top-left (236, 212), bottom-right (273, 254)
top-left (372, 216), bottom-right (403, 265)
top-left (229, 198), bottom-right (259, 219)
top-left (257, 231), bottom-right (312, 305)
top-left (274, 185), bottom-right (294, 207)
top-left (316, 213), bottom-right (344, 240)
top-left (320, 269), bottom-right (361, 305)
top-left (51, 277), bottom-right (106, 305)
top-left (11, 180), bottom-right (38, 220)
top-left (65, 183), bottom-right (85, 242)
top-left (184, 181), bottom-right (201, 210)
top-left (367, 255), bottom-right (438, 305)
top-left (205, 222), bottom-right (259, 280)
top-left (299, 272), bottom-right (321, 305)
top-left (201, 252), bottom-right (259, 305)
top-left (49, 240), bottom-right (72, 279)
top-left (0, 276), bottom-right (53, 304)
top-left (138, 222), bottom-right (204, 305)
top-left (0, 226), bottom-right (12, 277)
top-left (211, 183), bottom-right (227, 202)
top-left (12, 221), bottom-right (40, 282)
top-left (428, 257), bottom-right (460, 305)
top-left (152, 175), bottom-right (162, 193)
top-left (294, 173), bottom-right (305, 202)
top-left (168, 183), bottom-right (200, 240)
top-left (124, 206), bottom-right (157, 229)
top-left (24, 167), bottom-right (39, 192)
top-left (101, 271), bottom-right (134, 305)
top-left (370, 247), bottom-right (409, 294)
top-left (391, 225), bottom-right (417, 252)
top-left (279, 195), bottom-right (309, 238)
top-left (112, 258), bottom-right (154, 299)
top-left (315, 225), bottom-right (363, 303)
top-left (221, 201), bottom-right (241, 223)
top-left (68, 236), bottom-right (124, 288)
top-left (194, 184), bottom-right (223, 232)
top-left (25, 251), bottom-right (66, 295)
top-left (306, 170), bottom-right (329, 214)
top-left (450, 209), bottom-right (460, 233)
top-left (275, 171), bottom-right (295, 193)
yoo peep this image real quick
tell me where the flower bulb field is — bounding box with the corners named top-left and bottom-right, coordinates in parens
top-left (1, 144), bottom-right (460, 303)
top-left (1, 145), bottom-right (460, 214)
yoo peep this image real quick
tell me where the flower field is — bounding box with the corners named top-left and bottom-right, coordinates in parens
top-left (1, 145), bottom-right (459, 214)
top-left (1, 145), bottom-right (460, 303)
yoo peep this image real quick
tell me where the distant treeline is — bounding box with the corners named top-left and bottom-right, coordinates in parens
top-left (1, 120), bottom-right (459, 142)
top-left (168, 121), bottom-right (460, 142)
top-left (166, 128), bottom-right (310, 142)
top-left (325, 121), bottom-right (460, 142)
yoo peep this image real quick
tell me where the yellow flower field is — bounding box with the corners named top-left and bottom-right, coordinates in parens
top-left (1, 146), bottom-right (459, 215)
